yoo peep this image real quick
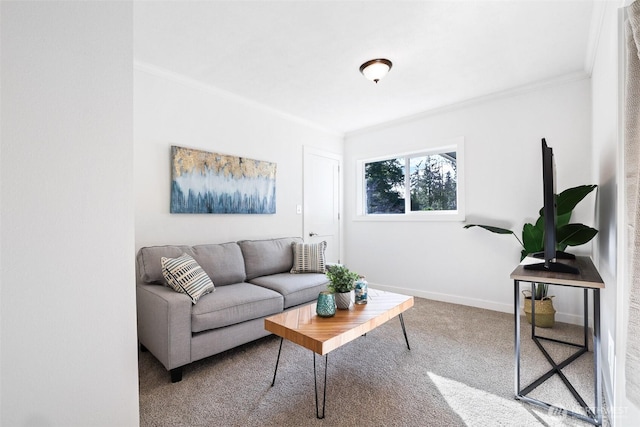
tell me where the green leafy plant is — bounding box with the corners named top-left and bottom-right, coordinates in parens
top-left (326, 264), bottom-right (359, 293)
top-left (464, 184), bottom-right (598, 299)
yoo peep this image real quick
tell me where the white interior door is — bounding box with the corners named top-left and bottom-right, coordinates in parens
top-left (303, 147), bottom-right (342, 263)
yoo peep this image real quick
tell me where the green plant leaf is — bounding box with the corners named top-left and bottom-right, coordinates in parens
top-left (534, 215), bottom-right (544, 231)
top-left (537, 185), bottom-right (597, 217)
top-left (534, 283), bottom-right (548, 299)
top-left (463, 224), bottom-right (513, 234)
top-left (522, 223), bottom-right (543, 255)
top-left (464, 224), bottom-right (525, 248)
top-left (325, 264), bottom-right (359, 293)
top-left (556, 185), bottom-right (597, 216)
top-left (466, 184), bottom-right (598, 261)
top-left (557, 223), bottom-right (598, 247)
top-left (556, 211), bottom-right (571, 228)
top-left (520, 249), bottom-right (528, 261)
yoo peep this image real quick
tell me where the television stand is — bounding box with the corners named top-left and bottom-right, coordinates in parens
top-left (531, 250), bottom-right (576, 260)
top-left (524, 260), bottom-right (579, 275)
top-left (511, 256), bottom-right (604, 426)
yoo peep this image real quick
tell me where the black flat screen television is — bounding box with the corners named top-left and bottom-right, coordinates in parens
top-left (524, 138), bottom-right (579, 274)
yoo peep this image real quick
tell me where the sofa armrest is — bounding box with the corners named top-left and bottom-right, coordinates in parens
top-left (136, 283), bottom-right (192, 371)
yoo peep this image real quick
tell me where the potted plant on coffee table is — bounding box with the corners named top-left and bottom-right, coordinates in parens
top-left (326, 264), bottom-right (359, 309)
top-left (464, 184), bottom-right (598, 328)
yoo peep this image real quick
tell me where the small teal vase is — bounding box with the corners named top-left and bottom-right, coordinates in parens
top-left (316, 291), bottom-right (336, 317)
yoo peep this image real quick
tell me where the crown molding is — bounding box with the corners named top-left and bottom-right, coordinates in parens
top-left (585, 0), bottom-right (609, 75)
top-left (346, 71), bottom-right (591, 138)
top-left (134, 60), bottom-right (344, 138)
top-left (135, 61), bottom-right (591, 141)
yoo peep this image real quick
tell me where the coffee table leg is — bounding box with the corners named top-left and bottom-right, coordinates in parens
top-left (399, 313), bottom-right (411, 350)
top-left (313, 352), bottom-right (328, 419)
top-left (271, 337), bottom-right (284, 387)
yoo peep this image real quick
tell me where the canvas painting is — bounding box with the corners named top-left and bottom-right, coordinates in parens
top-left (170, 146), bottom-right (277, 214)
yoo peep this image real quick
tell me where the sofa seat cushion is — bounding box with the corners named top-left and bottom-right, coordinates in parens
top-left (191, 283), bottom-right (283, 333)
top-left (249, 273), bottom-right (329, 309)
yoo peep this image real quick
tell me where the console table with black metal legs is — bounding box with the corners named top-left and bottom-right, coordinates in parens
top-left (511, 256), bottom-right (604, 426)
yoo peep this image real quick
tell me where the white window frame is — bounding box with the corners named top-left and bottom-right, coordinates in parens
top-left (355, 137), bottom-right (465, 221)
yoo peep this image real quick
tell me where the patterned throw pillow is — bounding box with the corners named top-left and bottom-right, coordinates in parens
top-left (161, 253), bottom-right (215, 304)
top-left (290, 241), bottom-right (327, 274)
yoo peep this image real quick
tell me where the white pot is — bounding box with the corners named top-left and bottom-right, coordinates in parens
top-left (335, 291), bottom-right (352, 309)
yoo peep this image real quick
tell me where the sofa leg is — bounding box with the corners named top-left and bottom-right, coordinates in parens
top-left (140, 343), bottom-right (148, 352)
top-left (170, 368), bottom-right (183, 383)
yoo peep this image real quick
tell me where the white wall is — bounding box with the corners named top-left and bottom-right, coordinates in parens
top-left (0, 2), bottom-right (139, 426)
top-left (134, 66), bottom-right (343, 250)
top-left (591, 0), bottom-right (621, 421)
top-left (344, 78), bottom-right (594, 322)
top-left (592, 0), bottom-right (640, 424)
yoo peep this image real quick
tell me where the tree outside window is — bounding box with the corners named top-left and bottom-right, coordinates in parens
top-left (409, 152), bottom-right (457, 212)
top-left (364, 150), bottom-right (458, 215)
top-left (365, 158), bottom-right (405, 214)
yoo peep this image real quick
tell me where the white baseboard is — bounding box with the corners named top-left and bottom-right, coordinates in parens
top-left (371, 283), bottom-right (588, 326)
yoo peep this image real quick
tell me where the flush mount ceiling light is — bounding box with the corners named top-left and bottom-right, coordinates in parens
top-left (359, 58), bottom-right (392, 83)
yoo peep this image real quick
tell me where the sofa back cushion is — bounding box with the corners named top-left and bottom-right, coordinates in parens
top-left (137, 245), bottom-right (191, 285)
top-left (137, 242), bottom-right (246, 287)
top-left (191, 243), bottom-right (246, 286)
top-left (238, 237), bottom-right (302, 280)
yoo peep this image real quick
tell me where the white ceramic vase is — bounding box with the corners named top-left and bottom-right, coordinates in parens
top-left (335, 291), bottom-right (352, 309)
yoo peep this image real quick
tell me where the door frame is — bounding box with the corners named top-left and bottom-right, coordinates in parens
top-left (303, 146), bottom-right (343, 264)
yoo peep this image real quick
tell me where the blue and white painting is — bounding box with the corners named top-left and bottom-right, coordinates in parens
top-left (170, 146), bottom-right (276, 214)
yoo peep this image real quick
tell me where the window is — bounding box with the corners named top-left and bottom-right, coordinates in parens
top-left (356, 139), bottom-right (464, 221)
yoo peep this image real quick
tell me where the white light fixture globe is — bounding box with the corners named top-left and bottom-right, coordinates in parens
top-left (359, 58), bottom-right (392, 83)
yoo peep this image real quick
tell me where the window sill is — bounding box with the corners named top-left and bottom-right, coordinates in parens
top-left (353, 211), bottom-right (465, 222)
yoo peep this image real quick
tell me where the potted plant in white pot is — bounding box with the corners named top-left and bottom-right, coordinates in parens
top-left (326, 264), bottom-right (359, 309)
top-left (464, 184), bottom-right (598, 327)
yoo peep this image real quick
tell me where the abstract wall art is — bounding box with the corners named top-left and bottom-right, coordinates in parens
top-left (170, 146), bottom-right (277, 214)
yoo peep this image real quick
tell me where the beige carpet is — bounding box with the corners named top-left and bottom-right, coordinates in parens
top-left (138, 297), bottom-right (607, 426)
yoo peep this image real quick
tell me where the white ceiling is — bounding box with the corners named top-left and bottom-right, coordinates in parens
top-left (134, 1), bottom-right (600, 135)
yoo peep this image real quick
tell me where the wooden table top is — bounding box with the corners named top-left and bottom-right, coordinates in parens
top-left (510, 255), bottom-right (604, 289)
top-left (264, 288), bottom-right (414, 355)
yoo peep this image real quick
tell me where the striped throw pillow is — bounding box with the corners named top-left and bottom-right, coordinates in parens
top-left (161, 253), bottom-right (215, 304)
top-left (290, 241), bottom-right (327, 274)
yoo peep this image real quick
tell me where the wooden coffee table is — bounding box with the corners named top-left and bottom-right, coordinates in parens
top-left (264, 288), bottom-right (414, 419)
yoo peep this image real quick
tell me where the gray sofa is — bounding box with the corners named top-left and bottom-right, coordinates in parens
top-left (136, 237), bottom-right (329, 382)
